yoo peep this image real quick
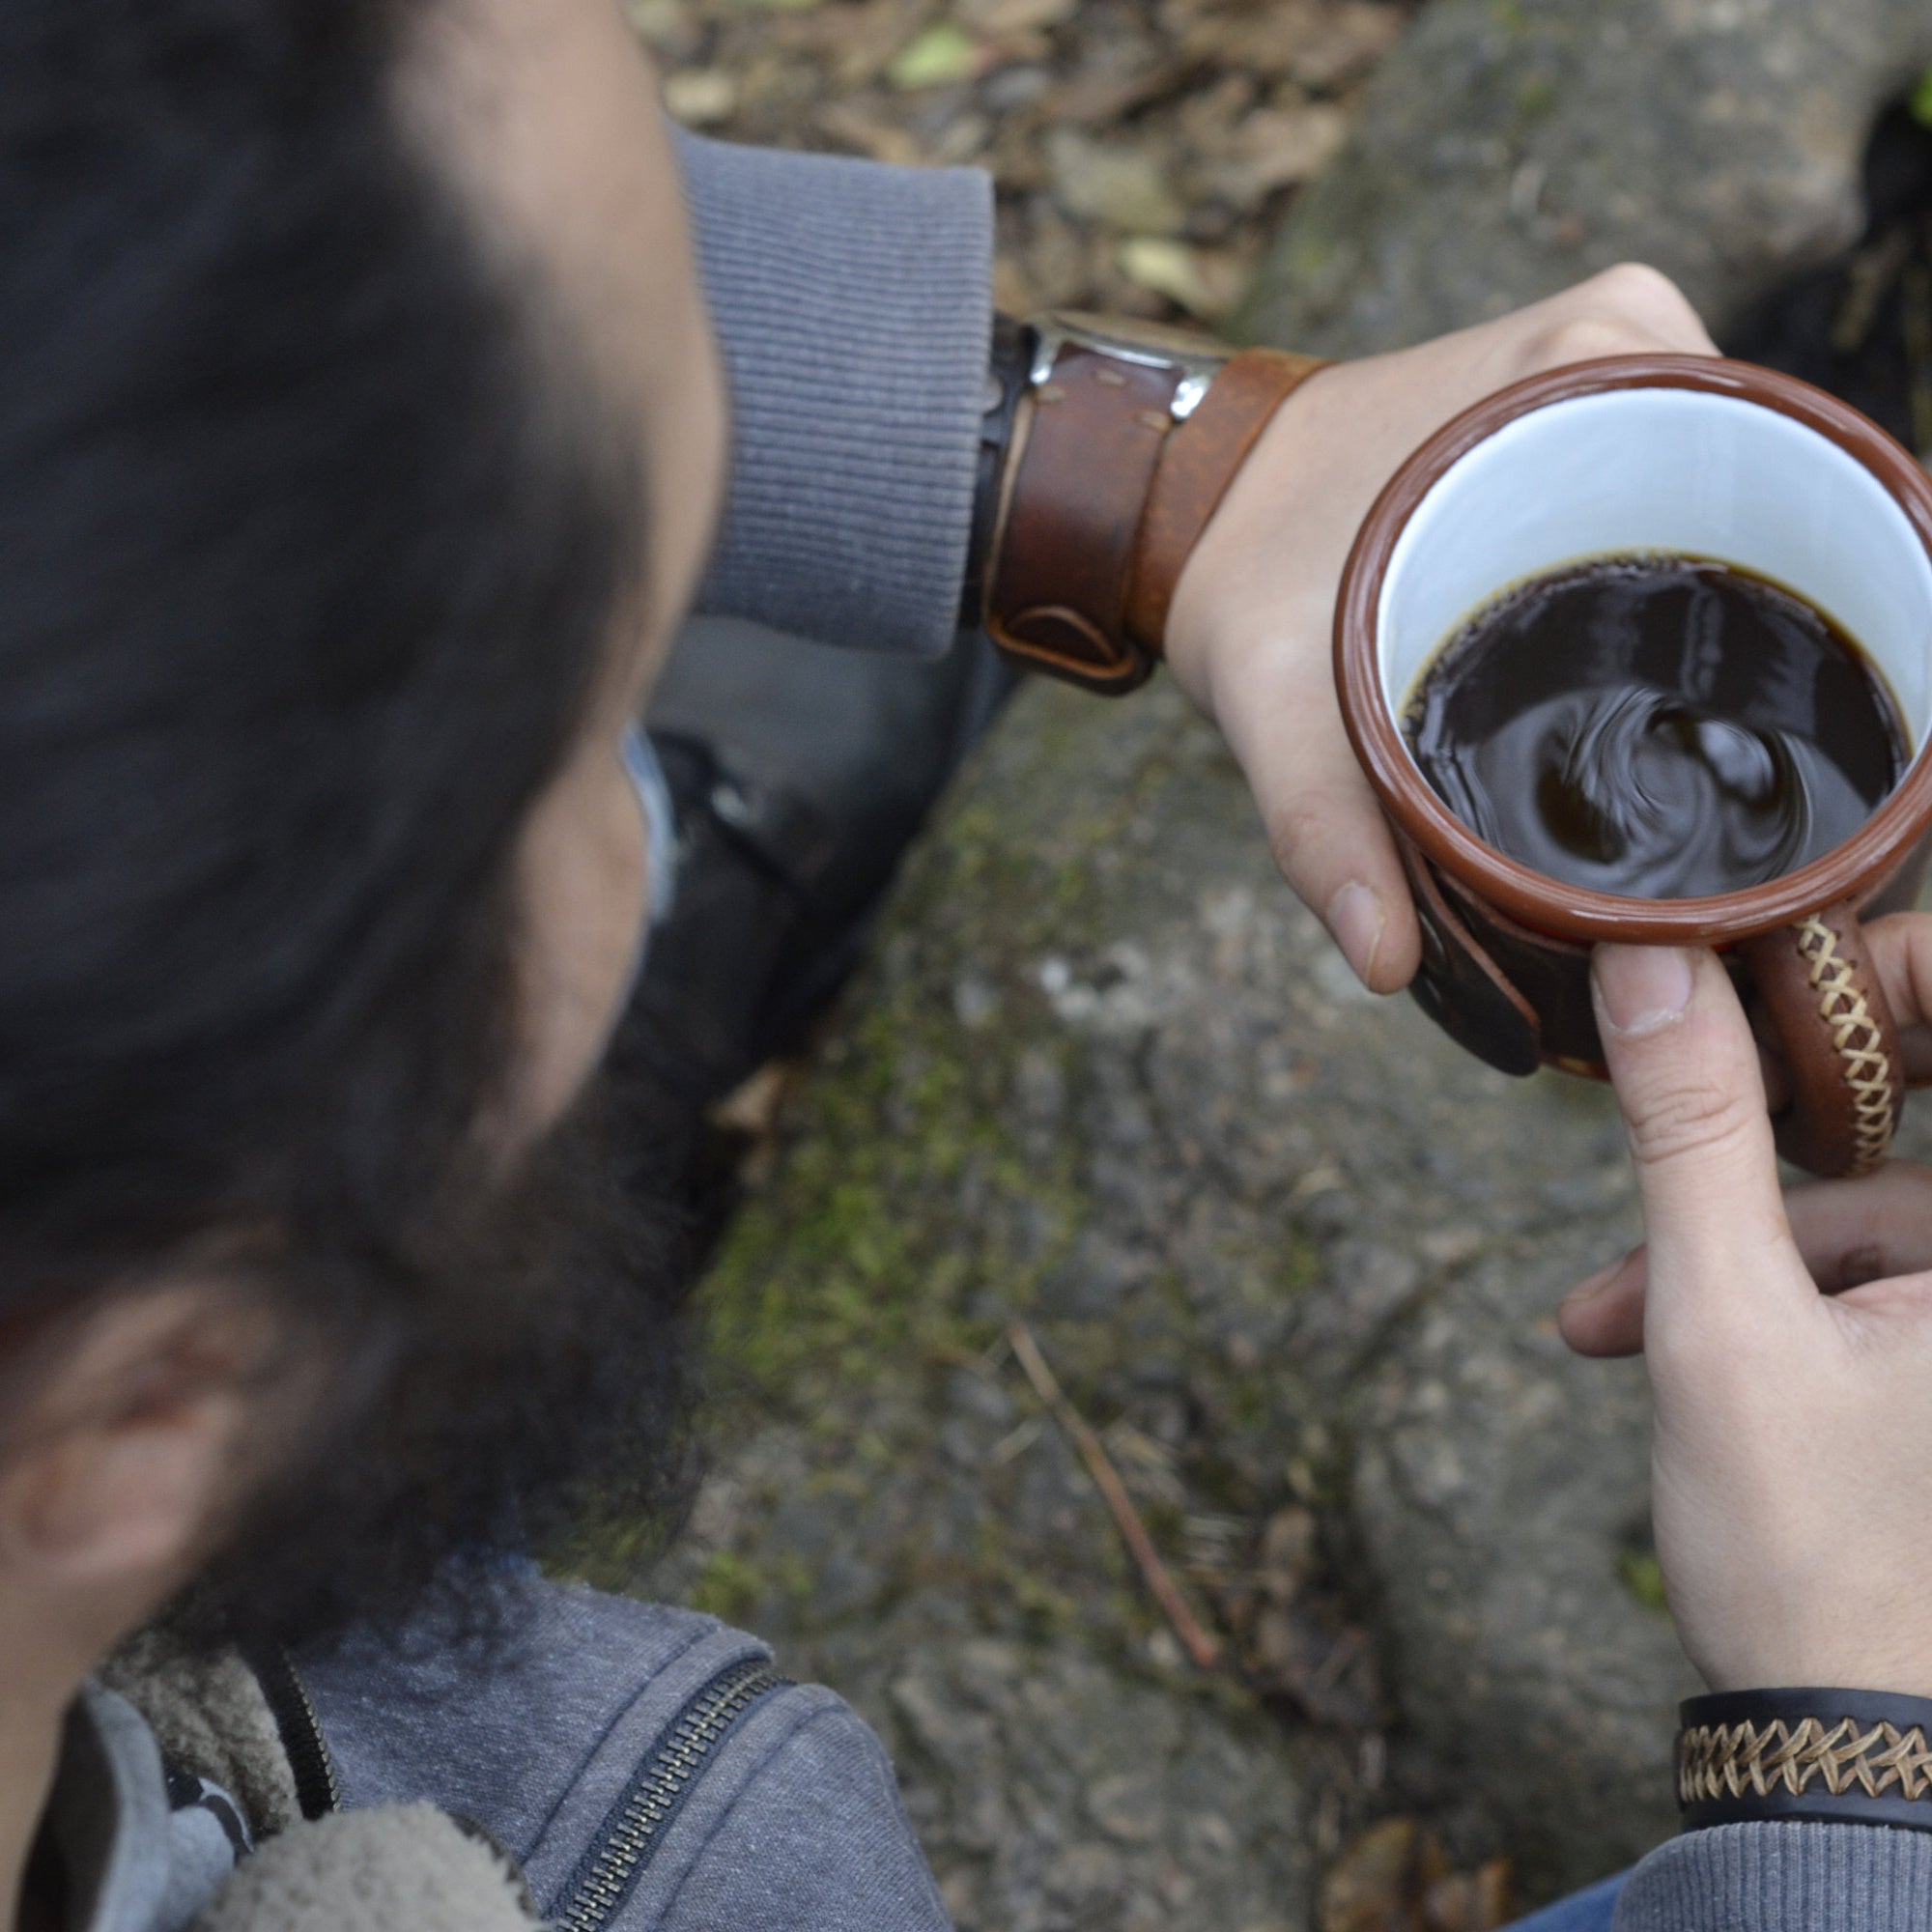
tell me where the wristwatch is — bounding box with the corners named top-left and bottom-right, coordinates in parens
top-left (973, 311), bottom-right (1329, 694)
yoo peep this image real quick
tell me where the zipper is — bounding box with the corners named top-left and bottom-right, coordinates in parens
top-left (244, 1644), bottom-right (341, 1822)
top-left (551, 1655), bottom-right (791, 1932)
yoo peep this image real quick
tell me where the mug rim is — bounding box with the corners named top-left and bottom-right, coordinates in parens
top-left (1334, 353), bottom-right (1932, 945)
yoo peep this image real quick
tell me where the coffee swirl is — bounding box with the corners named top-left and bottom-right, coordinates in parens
top-left (1406, 554), bottom-right (1903, 900)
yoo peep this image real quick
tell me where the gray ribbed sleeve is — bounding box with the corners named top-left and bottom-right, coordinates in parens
top-left (673, 130), bottom-right (993, 659)
top-left (1613, 1824), bottom-right (1932, 1929)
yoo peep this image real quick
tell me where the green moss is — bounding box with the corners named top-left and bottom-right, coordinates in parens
top-left (697, 935), bottom-right (1087, 1418)
top-left (1911, 64), bottom-right (1932, 130)
top-left (1514, 73), bottom-right (1558, 127)
top-left (1616, 1548), bottom-right (1669, 1614)
top-left (1277, 1236), bottom-right (1324, 1298)
top-left (688, 1549), bottom-right (764, 1624)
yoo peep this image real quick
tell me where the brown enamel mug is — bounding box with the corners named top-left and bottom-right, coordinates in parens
top-left (1335, 355), bottom-right (1932, 1179)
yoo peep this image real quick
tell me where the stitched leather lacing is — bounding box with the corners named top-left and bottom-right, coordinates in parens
top-left (1681, 1716), bottom-right (1932, 1804)
top-left (1794, 915), bottom-right (1895, 1175)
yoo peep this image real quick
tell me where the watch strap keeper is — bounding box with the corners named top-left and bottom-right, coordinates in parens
top-left (1677, 1687), bottom-right (1932, 1835)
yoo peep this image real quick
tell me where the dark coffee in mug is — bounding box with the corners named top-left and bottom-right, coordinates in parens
top-left (1402, 552), bottom-right (1907, 898)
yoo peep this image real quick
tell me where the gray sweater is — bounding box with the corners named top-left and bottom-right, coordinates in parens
top-left (54, 129), bottom-right (1931, 1932)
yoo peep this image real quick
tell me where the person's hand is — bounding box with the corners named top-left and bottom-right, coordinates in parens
top-left (1555, 935), bottom-right (1932, 1696)
top-left (1162, 266), bottom-right (1717, 992)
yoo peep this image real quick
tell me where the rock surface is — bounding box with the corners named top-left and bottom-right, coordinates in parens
top-left (614, 676), bottom-right (1674, 1912)
top-left (1240, 0), bottom-right (1932, 352)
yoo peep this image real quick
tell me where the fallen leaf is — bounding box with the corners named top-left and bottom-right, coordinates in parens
top-left (1118, 237), bottom-right (1212, 312)
top-left (1321, 1818), bottom-right (1437, 1932)
top-left (625, 0), bottom-right (699, 53)
top-left (1047, 128), bottom-right (1187, 234)
top-left (1208, 101), bottom-right (1350, 204)
top-left (1291, 0), bottom-right (1404, 90)
top-left (887, 21), bottom-right (983, 89)
top-left (1321, 1821), bottom-right (1513, 1932)
top-left (930, 110), bottom-right (994, 164)
top-left (959, 0), bottom-right (1077, 36)
top-left (815, 100), bottom-right (926, 163)
top-left (663, 68), bottom-right (742, 125)
top-left (1040, 58), bottom-right (1178, 126)
top-left (1423, 1861), bottom-right (1514, 1932)
top-left (1116, 237), bottom-right (1248, 319)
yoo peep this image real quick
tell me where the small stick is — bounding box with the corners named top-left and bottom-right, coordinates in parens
top-left (1007, 1321), bottom-right (1222, 1670)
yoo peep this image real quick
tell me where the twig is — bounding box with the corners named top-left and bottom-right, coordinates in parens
top-left (1007, 1321), bottom-right (1222, 1670)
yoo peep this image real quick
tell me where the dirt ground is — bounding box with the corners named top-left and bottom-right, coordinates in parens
top-left (629, 0), bottom-right (1412, 327)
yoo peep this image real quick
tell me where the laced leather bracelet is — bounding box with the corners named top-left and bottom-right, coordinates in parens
top-left (1677, 1688), bottom-right (1932, 1834)
top-left (961, 311), bottom-right (1329, 694)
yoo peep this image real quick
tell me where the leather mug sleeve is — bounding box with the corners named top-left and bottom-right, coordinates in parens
top-left (985, 342), bottom-right (1328, 694)
top-left (1739, 899), bottom-right (1904, 1178)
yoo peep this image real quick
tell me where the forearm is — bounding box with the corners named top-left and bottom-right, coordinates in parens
top-left (1613, 1821), bottom-right (1932, 1930)
top-left (672, 128), bottom-right (992, 657)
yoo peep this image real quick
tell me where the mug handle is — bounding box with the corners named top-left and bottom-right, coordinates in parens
top-left (1737, 897), bottom-right (1903, 1179)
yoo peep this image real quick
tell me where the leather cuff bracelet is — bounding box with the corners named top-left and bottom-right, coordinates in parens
top-left (1678, 1688), bottom-right (1932, 1834)
top-left (981, 312), bottom-right (1328, 695)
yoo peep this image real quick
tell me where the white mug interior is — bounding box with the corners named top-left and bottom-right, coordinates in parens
top-left (1375, 388), bottom-right (1932, 790)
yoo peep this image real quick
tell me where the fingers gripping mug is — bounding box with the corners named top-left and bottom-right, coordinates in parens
top-left (1336, 355), bottom-right (1932, 1179)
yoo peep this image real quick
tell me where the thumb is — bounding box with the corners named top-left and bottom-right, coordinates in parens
top-left (1592, 946), bottom-right (1796, 1313)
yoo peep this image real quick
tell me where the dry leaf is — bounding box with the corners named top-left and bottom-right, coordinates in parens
top-left (1039, 58), bottom-right (1177, 126)
top-left (1047, 128), bottom-right (1187, 234)
top-left (1423, 1861), bottom-right (1514, 1932)
top-left (1223, 100), bottom-right (1349, 193)
top-left (1289, 0), bottom-right (1403, 90)
top-left (626, 0), bottom-right (703, 55)
top-left (1117, 237), bottom-right (1235, 319)
top-left (815, 100), bottom-right (926, 163)
top-left (1321, 1819), bottom-right (1436, 1932)
top-left (887, 21), bottom-right (983, 88)
top-left (1321, 1821), bottom-right (1513, 1932)
top-left (958, 0), bottom-right (1078, 36)
top-left (663, 68), bottom-right (742, 125)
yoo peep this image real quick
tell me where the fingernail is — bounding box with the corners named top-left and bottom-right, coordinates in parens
top-left (1326, 881), bottom-right (1385, 986)
top-left (1564, 1257), bottom-right (1626, 1307)
top-left (1594, 945), bottom-right (1694, 1037)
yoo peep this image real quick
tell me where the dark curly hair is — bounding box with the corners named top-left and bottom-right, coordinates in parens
top-left (0, 0), bottom-right (689, 1647)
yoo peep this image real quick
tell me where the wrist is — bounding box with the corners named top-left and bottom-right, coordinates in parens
top-left (1159, 359), bottom-right (1344, 710)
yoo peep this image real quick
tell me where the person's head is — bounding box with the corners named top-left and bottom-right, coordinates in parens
top-left (0, 0), bottom-right (725, 1714)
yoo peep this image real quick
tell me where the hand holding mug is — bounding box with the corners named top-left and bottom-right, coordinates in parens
top-left (1163, 265), bottom-right (1717, 994)
top-left (1558, 936), bottom-right (1932, 1699)
top-left (1333, 351), bottom-right (1932, 1177)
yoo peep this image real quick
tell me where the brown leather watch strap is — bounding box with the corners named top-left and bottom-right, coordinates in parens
top-left (986, 337), bottom-right (1329, 694)
top-left (986, 344), bottom-right (1178, 692)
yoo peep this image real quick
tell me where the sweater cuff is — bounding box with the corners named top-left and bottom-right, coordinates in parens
top-left (673, 129), bottom-right (993, 658)
top-left (1612, 1821), bottom-right (1932, 1930)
